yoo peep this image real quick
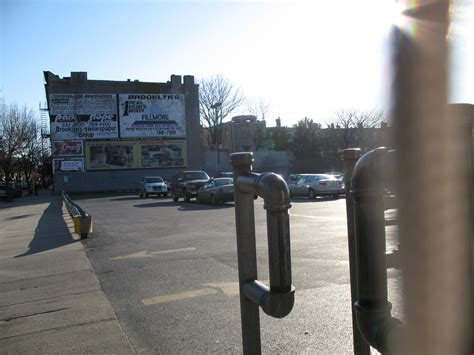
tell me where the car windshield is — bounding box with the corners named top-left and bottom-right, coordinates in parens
top-left (183, 172), bottom-right (209, 180)
top-left (145, 177), bottom-right (163, 183)
top-left (214, 178), bottom-right (233, 187)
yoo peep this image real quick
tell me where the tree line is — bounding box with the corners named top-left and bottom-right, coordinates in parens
top-left (0, 101), bottom-right (51, 201)
top-left (198, 75), bottom-right (391, 170)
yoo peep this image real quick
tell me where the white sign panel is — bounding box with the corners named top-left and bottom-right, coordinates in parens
top-left (49, 94), bottom-right (118, 140)
top-left (119, 94), bottom-right (185, 138)
top-left (53, 158), bottom-right (84, 173)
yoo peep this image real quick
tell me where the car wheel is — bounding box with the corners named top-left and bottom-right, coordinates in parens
top-left (163, 193), bottom-right (168, 197)
top-left (139, 191), bottom-right (143, 198)
top-left (145, 193), bottom-right (149, 198)
top-left (211, 194), bottom-right (217, 205)
top-left (332, 194), bottom-right (339, 199)
top-left (172, 192), bottom-right (179, 202)
top-left (196, 194), bottom-right (201, 203)
top-left (185, 194), bottom-right (191, 202)
top-left (308, 189), bottom-right (316, 199)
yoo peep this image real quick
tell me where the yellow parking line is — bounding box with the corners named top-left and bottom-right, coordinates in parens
top-left (291, 213), bottom-right (346, 221)
top-left (142, 288), bottom-right (218, 306)
top-left (111, 247), bottom-right (196, 260)
top-left (150, 247), bottom-right (196, 255)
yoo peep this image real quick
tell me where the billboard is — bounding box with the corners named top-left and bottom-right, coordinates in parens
top-left (86, 141), bottom-right (136, 170)
top-left (52, 140), bottom-right (83, 156)
top-left (139, 140), bottom-right (185, 168)
top-left (53, 158), bottom-right (84, 173)
top-left (119, 94), bottom-right (185, 138)
top-left (85, 140), bottom-right (186, 170)
top-left (49, 94), bottom-right (118, 140)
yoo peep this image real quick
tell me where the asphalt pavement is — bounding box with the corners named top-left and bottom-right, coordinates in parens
top-left (0, 190), bottom-right (135, 354)
top-left (0, 191), bottom-right (402, 354)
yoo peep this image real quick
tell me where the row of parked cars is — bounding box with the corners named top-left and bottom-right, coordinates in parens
top-left (139, 170), bottom-right (345, 205)
top-left (139, 171), bottom-right (234, 205)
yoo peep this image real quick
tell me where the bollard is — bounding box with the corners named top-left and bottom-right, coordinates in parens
top-left (342, 148), bottom-right (370, 355)
top-left (230, 152), bottom-right (295, 355)
top-left (351, 148), bottom-right (402, 353)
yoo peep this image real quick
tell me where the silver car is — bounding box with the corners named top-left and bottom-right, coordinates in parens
top-left (196, 178), bottom-right (234, 205)
top-left (289, 174), bottom-right (343, 199)
top-left (139, 176), bottom-right (168, 197)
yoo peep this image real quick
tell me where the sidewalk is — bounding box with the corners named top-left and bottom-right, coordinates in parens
top-left (0, 191), bottom-right (135, 354)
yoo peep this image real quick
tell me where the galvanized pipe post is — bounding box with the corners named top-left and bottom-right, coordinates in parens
top-left (351, 148), bottom-right (402, 353)
top-left (342, 148), bottom-right (370, 355)
top-left (230, 152), bottom-right (295, 354)
top-left (230, 152), bottom-right (261, 355)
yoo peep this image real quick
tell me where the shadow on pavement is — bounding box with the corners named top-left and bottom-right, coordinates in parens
top-left (133, 200), bottom-right (234, 211)
top-left (15, 197), bottom-right (77, 258)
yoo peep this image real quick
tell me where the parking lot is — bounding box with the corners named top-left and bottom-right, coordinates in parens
top-left (77, 194), bottom-right (401, 354)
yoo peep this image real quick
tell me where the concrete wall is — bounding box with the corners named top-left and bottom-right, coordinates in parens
top-left (201, 150), bottom-right (293, 178)
top-left (45, 71), bottom-right (201, 194)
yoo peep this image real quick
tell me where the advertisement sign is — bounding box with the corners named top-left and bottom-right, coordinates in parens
top-left (53, 158), bottom-right (84, 173)
top-left (49, 94), bottom-right (118, 140)
top-left (85, 140), bottom-right (186, 170)
top-left (86, 141), bottom-right (136, 170)
top-left (139, 140), bottom-right (186, 168)
top-left (119, 94), bottom-right (185, 138)
top-left (52, 140), bottom-right (83, 156)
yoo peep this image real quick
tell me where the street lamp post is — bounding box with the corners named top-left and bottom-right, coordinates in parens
top-left (211, 102), bottom-right (222, 173)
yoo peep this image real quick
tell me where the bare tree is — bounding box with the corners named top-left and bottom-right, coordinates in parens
top-left (17, 120), bottom-right (42, 193)
top-left (246, 97), bottom-right (270, 121)
top-left (199, 75), bottom-right (245, 148)
top-left (327, 109), bottom-right (386, 149)
top-left (0, 103), bottom-right (37, 200)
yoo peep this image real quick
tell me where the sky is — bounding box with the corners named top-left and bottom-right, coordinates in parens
top-left (1, 0), bottom-right (473, 127)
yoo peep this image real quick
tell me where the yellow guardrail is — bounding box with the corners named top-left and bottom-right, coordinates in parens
top-left (61, 191), bottom-right (93, 239)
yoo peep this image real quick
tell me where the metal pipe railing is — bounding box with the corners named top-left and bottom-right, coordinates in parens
top-left (342, 148), bottom-right (371, 355)
top-left (230, 152), bottom-right (295, 354)
top-left (351, 148), bottom-right (403, 353)
top-left (61, 191), bottom-right (92, 239)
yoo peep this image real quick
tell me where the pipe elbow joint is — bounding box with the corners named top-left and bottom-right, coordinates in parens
top-left (243, 280), bottom-right (295, 319)
top-left (255, 173), bottom-right (291, 211)
top-left (355, 301), bottom-right (403, 353)
top-left (261, 286), bottom-right (296, 318)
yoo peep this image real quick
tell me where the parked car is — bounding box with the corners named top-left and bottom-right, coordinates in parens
top-left (170, 170), bottom-right (210, 202)
top-left (214, 172), bottom-right (233, 178)
top-left (325, 171), bottom-right (344, 180)
top-left (0, 181), bottom-right (24, 198)
top-left (139, 176), bottom-right (168, 197)
top-left (196, 177), bottom-right (234, 205)
top-left (289, 174), bottom-right (344, 199)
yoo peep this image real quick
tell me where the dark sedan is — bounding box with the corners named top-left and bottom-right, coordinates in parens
top-left (196, 178), bottom-right (234, 205)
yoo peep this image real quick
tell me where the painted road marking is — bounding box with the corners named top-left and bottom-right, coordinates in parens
top-left (142, 288), bottom-right (218, 305)
top-left (111, 247), bottom-right (196, 260)
top-left (142, 280), bottom-right (270, 306)
top-left (291, 214), bottom-right (346, 221)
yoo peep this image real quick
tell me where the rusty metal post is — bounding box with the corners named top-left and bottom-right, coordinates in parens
top-left (343, 148), bottom-right (370, 355)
